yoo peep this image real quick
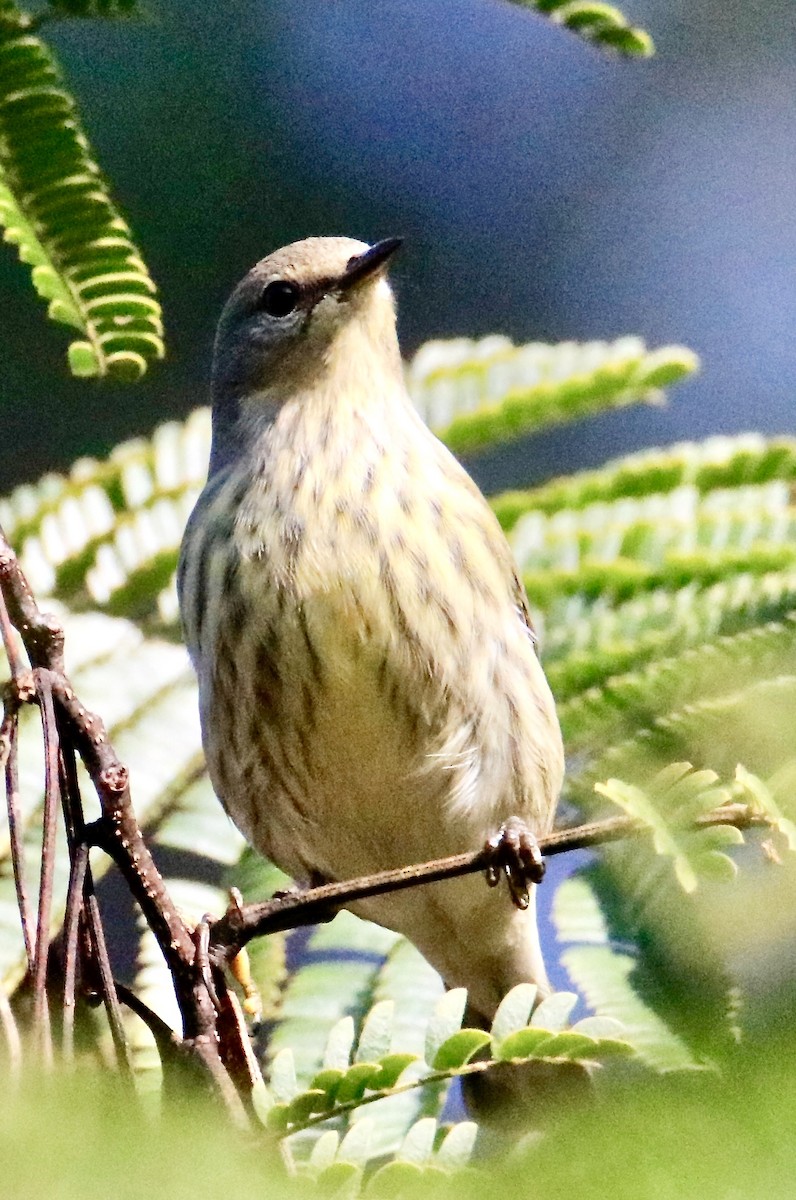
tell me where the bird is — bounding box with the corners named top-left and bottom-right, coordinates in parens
top-left (177, 236), bottom-right (564, 1030)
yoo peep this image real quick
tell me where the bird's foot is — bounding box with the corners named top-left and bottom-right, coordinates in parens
top-left (484, 817), bottom-right (546, 910)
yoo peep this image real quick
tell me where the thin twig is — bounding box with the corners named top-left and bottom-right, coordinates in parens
top-left (0, 589), bottom-right (25, 680)
top-left (58, 728), bottom-right (89, 1061)
top-left (83, 888), bottom-right (133, 1080)
top-left (114, 981), bottom-right (181, 1050)
top-left (62, 840), bottom-right (89, 1061)
top-left (32, 676), bottom-right (60, 1061)
top-left (0, 543), bottom-right (64, 673)
top-left (3, 696), bottom-right (34, 970)
top-left (0, 527), bottom-right (248, 1109)
top-left (57, 730), bottom-right (84, 845)
top-left (209, 804), bottom-right (770, 964)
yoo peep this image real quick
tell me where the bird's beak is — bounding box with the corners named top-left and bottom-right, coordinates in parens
top-left (338, 238), bottom-right (403, 292)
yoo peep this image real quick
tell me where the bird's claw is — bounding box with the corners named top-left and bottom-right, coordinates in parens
top-left (484, 817), bottom-right (546, 910)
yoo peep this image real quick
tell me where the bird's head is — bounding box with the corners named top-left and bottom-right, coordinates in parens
top-left (209, 236), bottom-right (403, 473)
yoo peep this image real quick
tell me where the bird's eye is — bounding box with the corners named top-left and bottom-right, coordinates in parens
top-left (260, 280), bottom-right (300, 318)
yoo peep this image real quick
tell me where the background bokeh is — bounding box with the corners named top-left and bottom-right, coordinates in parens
top-left (1, 0), bottom-right (794, 496)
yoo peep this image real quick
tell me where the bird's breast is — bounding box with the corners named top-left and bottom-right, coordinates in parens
top-left (190, 400), bottom-right (562, 879)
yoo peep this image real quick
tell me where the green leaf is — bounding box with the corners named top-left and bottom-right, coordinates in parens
top-left (499, 434), bottom-right (796, 524)
top-left (735, 765), bottom-right (796, 851)
top-left (431, 1029), bottom-right (492, 1071)
top-left (557, 616), bottom-right (796, 762)
top-left (324, 1017), bottom-right (357, 1071)
top-left (559, 3), bottom-right (654, 55)
top-left (337, 1118), bottom-right (375, 1167)
top-left (316, 1161), bottom-right (363, 1199)
top-left (554, 878), bottom-right (699, 1070)
top-left (371, 1054), bottom-right (420, 1089)
top-left (335, 1063), bottom-right (382, 1105)
top-left (310, 1068), bottom-right (345, 1100)
top-left (528, 1030), bottom-right (633, 1060)
top-left (570, 1016), bottom-right (627, 1039)
top-left (365, 1161), bottom-right (425, 1198)
top-left (497, 1026), bottom-right (561, 1061)
top-left (309, 1131), bottom-right (341, 1173)
top-left (690, 850), bottom-right (738, 884)
top-left (265, 1104), bottom-right (291, 1134)
top-left (287, 1089), bottom-right (332, 1123)
top-left (513, 0), bottom-right (655, 55)
top-left (593, 765), bottom-right (742, 895)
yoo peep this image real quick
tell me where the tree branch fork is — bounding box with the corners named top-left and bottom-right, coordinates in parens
top-left (0, 529), bottom-right (774, 1115)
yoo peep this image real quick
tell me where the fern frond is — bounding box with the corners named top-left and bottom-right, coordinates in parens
top-left (0, 410), bottom-right (210, 625)
top-left (0, 4), bottom-right (162, 378)
top-left (263, 915), bottom-right (446, 1162)
top-left (557, 751), bottom-right (796, 1061)
top-left (553, 875), bottom-right (698, 1069)
top-left (264, 915), bottom-right (397, 1088)
top-left (44, 0), bottom-right (140, 17)
top-left (571, 675), bottom-right (796, 806)
top-left (511, 476), bottom-right (796, 629)
top-left (544, 566), bottom-right (796, 681)
top-left (559, 617), bottom-right (796, 752)
top-left (594, 764), bottom-right (739, 894)
top-left (409, 336), bottom-right (696, 455)
top-left (494, 434), bottom-right (796, 528)
top-left (514, 0), bottom-right (654, 56)
top-left (354, 938), bottom-right (447, 1159)
top-left (524, 543), bottom-right (796, 609)
top-left (265, 984), bottom-right (634, 1142)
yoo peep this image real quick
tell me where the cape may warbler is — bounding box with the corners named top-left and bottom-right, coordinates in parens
top-left (178, 237), bottom-right (564, 1023)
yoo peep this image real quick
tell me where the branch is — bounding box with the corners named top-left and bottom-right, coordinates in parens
top-left (208, 805), bottom-right (769, 965)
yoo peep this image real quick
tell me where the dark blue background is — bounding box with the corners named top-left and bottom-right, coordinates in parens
top-left (1, 0), bottom-right (794, 494)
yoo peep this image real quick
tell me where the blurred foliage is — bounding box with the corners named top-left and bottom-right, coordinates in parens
top-left (5, 1041), bottom-right (796, 1199)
